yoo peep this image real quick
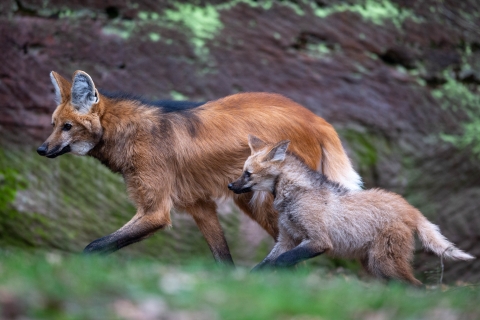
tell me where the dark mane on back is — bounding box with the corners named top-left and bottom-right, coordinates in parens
top-left (98, 89), bottom-right (205, 113)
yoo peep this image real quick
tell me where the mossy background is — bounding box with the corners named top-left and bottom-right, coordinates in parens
top-left (0, 131), bottom-right (274, 266)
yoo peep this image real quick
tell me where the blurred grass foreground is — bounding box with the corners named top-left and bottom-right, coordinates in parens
top-left (0, 250), bottom-right (479, 320)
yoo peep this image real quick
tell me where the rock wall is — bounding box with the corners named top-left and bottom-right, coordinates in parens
top-left (1, 0), bottom-right (479, 282)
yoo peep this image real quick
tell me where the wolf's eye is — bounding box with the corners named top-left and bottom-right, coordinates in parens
top-left (244, 171), bottom-right (251, 178)
top-left (63, 123), bottom-right (72, 131)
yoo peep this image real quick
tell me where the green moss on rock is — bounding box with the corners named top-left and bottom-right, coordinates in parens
top-left (340, 128), bottom-right (380, 168)
top-left (434, 74), bottom-right (480, 158)
top-left (311, 0), bottom-right (423, 28)
top-left (0, 141), bottom-right (254, 263)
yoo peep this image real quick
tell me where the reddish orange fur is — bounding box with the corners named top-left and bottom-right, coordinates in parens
top-left (40, 71), bottom-right (360, 262)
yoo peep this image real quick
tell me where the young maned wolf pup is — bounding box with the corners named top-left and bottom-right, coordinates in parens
top-left (229, 135), bottom-right (474, 284)
top-left (37, 70), bottom-right (362, 264)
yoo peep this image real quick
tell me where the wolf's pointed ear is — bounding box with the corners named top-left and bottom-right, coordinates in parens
top-left (264, 140), bottom-right (290, 162)
top-left (50, 71), bottom-right (71, 105)
top-left (71, 70), bottom-right (99, 114)
top-left (248, 135), bottom-right (268, 153)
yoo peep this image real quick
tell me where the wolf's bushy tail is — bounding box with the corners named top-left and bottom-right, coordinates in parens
top-left (320, 124), bottom-right (362, 191)
top-left (417, 217), bottom-right (474, 260)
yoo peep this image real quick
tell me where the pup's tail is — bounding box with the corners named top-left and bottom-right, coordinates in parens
top-left (320, 123), bottom-right (362, 191)
top-left (417, 216), bottom-right (474, 260)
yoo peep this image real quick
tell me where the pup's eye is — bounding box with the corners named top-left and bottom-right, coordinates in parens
top-left (63, 123), bottom-right (72, 131)
top-left (244, 171), bottom-right (251, 178)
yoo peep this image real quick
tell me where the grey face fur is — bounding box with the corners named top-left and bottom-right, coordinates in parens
top-left (228, 136), bottom-right (290, 194)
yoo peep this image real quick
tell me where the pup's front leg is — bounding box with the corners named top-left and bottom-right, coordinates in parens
top-left (252, 229), bottom-right (295, 272)
top-left (273, 239), bottom-right (328, 268)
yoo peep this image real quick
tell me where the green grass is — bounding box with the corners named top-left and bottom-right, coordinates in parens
top-left (0, 250), bottom-right (478, 319)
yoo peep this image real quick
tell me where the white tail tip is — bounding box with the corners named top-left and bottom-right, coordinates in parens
top-left (445, 248), bottom-right (475, 261)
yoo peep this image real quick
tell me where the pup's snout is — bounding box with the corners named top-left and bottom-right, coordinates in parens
top-left (37, 143), bottom-right (48, 156)
top-left (228, 181), bottom-right (252, 194)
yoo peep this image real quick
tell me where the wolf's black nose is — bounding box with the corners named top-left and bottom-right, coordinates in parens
top-left (228, 183), bottom-right (233, 190)
top-left (37, 144), bottom-right (48, 156)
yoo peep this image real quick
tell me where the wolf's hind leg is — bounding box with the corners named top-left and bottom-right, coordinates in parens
top-left (185, 199), bottom-right (234, 266)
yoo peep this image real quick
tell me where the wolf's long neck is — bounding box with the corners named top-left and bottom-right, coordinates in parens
top-left (88, 98), bottom-right (168, 175)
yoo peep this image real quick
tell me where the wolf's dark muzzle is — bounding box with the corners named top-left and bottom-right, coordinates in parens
top-left (38, 144), bottom-right (71, 158)
top-left (37, 144), bottom-right (48, 156)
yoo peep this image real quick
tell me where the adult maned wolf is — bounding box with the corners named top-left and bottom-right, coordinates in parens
top-left (229, 136), bottom-right (474, 284)
top-left (37, 70), bottom-right (362, 264)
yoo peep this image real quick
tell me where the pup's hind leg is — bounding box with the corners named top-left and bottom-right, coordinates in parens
top-left (365, 255), bottom-right (422, 286)
top-left (367, 226), bottom-right (422, 286)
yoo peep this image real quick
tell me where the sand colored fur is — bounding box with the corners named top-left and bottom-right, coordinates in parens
top-left (38, 70), bottom-right (361, 263)
top-left (230, 137), bottom-right (474, 284)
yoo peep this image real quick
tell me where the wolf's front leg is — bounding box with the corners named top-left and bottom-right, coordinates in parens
top-left (252, 228), bottom-right (295, 272)
top-left (83, 207), bottom-right (170, 254)
top-left (273, 239), bottom-right (328, 268)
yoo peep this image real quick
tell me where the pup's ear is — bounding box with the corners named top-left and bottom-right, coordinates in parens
top-left (248, 134), bottom-right (268, 153)
top-left (50, 71), bottom-right (71, 105)
top-left (71, 70), bottom-right (99, 114)
top-left (264, 140), bottom-right (290, 162)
